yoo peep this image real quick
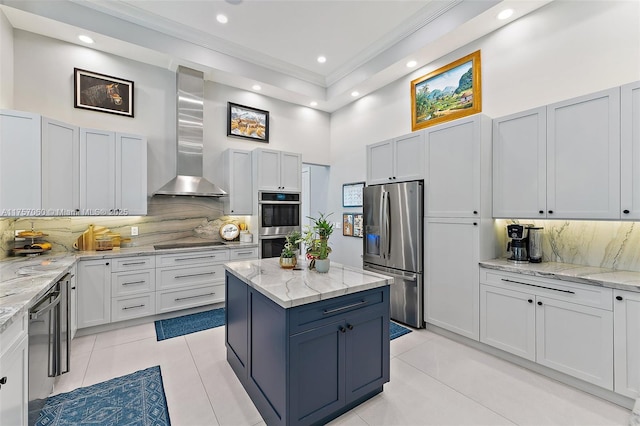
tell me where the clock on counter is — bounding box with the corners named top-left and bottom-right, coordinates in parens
top-left (220, 222), bottom-right (240, 241)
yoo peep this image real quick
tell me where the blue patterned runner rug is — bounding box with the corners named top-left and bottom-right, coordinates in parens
top-left (35, 366), bottom-right (170, 426)
top-left (390, 321), bottom-right (412, 340)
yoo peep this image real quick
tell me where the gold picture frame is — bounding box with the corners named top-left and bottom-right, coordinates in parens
top-left (411, 50), bottom-right (481, 131)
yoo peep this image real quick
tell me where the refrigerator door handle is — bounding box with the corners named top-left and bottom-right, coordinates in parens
top-left (384, 191), bottom-right (391, 259)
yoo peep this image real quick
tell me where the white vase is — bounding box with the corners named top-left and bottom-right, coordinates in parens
top-left (314, 258), bottom-right (330, 273)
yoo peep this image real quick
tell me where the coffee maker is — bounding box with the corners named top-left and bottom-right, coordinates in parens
top-left (506, 224), bottom-right (529, 263)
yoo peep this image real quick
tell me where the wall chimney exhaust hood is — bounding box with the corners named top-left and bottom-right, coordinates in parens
top-left (154, 66), bottom-right (227, 197)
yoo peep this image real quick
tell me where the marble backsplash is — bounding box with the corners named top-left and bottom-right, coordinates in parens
top-left (495, 219), bottom-right (640, 272)
top-left (0, 197), bottom-right (251, 259)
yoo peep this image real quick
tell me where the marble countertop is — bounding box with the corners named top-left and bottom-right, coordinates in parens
top-left (224, 258), bottom-right (394, 309)
top-left (480, 259), bottom-right (640, 293)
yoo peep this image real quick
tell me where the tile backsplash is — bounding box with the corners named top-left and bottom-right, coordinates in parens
top-left (0, 197), bottom-right (251, 259)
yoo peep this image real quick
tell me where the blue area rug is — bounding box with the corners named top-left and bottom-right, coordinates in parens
top-left (35, 366), bottom-right (170, 426)
top-left (390, 321), bottom-right (412, 340)
top-left (155, 307), bottom-right (225, 341)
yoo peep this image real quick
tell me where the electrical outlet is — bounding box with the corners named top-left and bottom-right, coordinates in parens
top-left (131, 226), bottom-right (139, 236)
top-left (334, 221), bottom-right (341, 229)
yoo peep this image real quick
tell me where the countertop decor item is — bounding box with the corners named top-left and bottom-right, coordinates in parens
top-left (74, 68), bottom-right (134, 117)
top-left (219, 222), bottom-right (240, 241)
top-left (279, 231), bottom-right (300, 269)
top-left (302, 212), bottom-right (334, 272)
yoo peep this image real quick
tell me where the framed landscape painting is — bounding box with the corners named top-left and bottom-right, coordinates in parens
top-left (74, 68), bottom-right (134, 117)
top-left (411, 50), bottom-right (481, 131)
top-left (227, 102), bottom-right (269, 142)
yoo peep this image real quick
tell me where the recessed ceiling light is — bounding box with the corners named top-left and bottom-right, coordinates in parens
top-left (351, 91), bottom-right (359, 97)
top-left (78, 35), bottom-right (94, 44)
top-left (216, 14), bottom-right (228, 24)
top-left (252, 84), bottom-right (261, 91)
top-left (406, 60), bottom-right (417, 68)
top-left (497, 9), bottom-right (514, 20)
top-left (310, 101), bottom-right (318, 107)
top-left (317, 56), bottom-right (327, 64)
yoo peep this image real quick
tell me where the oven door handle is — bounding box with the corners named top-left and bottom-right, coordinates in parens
top-left (30, 291), bottom-right (61, 320)
top-left (259, 235), bottom-right (289, 240)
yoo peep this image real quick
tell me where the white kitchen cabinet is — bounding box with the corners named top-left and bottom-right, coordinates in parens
top-left (546, 87), bottom-right (620, 219)
top-left (621, 81), bottom-right (640, 220)
top-left (425, 218), bottom-right (480, 340)
top-left (41, 117), bottom-right (80, 214)
top-left (0, 110), bottom-right (41, 215)
top-left (613, 289), bottom-right (640, 398)
top-left (0, 313), bottom-right (28, 426)
top-left (77, 258), bottom-right (112, 329)
top-left (366, 132), bottom-right (424, 185)
top-left (223, 149), bottom-right (253, 215)
top-left (492, 107), bottom-right (547, 218)
top-left (253, 148), bottom-right (301, 192)
top-left (425, 115), bottom-right (491, 218)
top-left (116, 133), bottom-right (147, 215)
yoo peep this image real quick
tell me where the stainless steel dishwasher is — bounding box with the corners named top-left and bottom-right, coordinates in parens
top-left (28, 272), bottom-right (71, 425)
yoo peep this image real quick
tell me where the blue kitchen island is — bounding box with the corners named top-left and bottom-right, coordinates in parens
top-left (224, 258), bottom-right (393, 426)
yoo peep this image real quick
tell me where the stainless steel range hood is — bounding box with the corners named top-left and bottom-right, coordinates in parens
top-left (154, 66), bottom-right (227, 197)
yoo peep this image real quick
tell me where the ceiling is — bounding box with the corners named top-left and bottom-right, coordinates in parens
top-left (0, 0), bottom-right (552, 112)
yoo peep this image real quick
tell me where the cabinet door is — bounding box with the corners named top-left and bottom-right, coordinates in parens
top-left (367, 140), bottom-right (394, 185)
top-left (116, 133), bottom-right (147, 215)
top-left (492, 108), bottom-right (546, 218)
top-left (77, 259), bottom-right (112, 328)
top-left (224, 149), bottom-right (253, 215)
top-left (425, 218), bottom-right (479, 340)
top-left (480, 285), bottom-right (536, 361)
top-left (80, 128), bottom-right (116, 214)
top-left (226, 273), bottom-right (249, 372)
top-left (280, 151), bottom-right (302, 192)
top-left (255, 149), bottom-right (281, 191)
top-left (41, 117), bottom-right (80, 214)
top-left (547, 88), bottom-right (620, 219)
top-left (613, 290), bottom-right (640, 398)
top-left (394, 132), bottom-right (424, 182)
top-left (0, 335), bottom-right (28, 426)
top-left (290, 320), bottom-right (345, 425)
top-left (0, 110), bottom-right (41, 213)
top-left (536, 297), bottom-right (613, 389)
top-left (621, 81), bottom-right (640, 220)
top-left (425, 117), bottom-right (480, 218)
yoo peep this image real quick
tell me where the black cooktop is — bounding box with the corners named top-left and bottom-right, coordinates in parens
top-left (153, 241), bottom-right (226, 250)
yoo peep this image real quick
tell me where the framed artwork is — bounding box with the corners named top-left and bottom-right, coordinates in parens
top-left (74, 68), bottom-right (134, 117)
top-left (342, 182), bottom-right (365, 207)
top-left (410, 50), bottom-right (481, 131)
top-left (227, 102), bottom-right (269, 142)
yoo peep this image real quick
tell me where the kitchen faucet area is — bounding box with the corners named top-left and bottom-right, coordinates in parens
top-left (1, 1), bottom-right (640, 425)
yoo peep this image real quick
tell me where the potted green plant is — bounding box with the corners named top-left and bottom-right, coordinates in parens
top-left (279, 231), bottom-right (300, 269)
top-left (303, 212), bottom-right (334, 273)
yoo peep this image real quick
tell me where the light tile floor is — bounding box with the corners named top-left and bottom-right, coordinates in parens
top-left (53, 323), bottom-right (631, 426)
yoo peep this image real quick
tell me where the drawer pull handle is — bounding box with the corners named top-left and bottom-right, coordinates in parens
top-left (323, 300), bottom-right (367, 315)
top-left (235, 251), bottom-right (254, 255)
top-left (122, 261), bottom-right (147, 266)
top-left (175, 292), bottom-right (215, 302)
top-left (175, 272), bottom-right (215, 279)
top-left (122, 280), bottom-right (146, 286)
top-left (123, 304), bottom-right (145, 310)
top-left (175, 256), bottom-right (216, 262)
top-left (501, 278), bottom-right (575, 294)
top-left (616, 295), bottom-right (623, 301)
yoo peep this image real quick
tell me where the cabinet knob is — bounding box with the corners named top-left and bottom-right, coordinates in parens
top-left (75, 208), bottom-right (80, 212)
top-left (548, 210), bottom-right (554, 214)
top-left (0, 376), bottom-right (6, 385)
top-left (539, 210), bottom-right (544, 215)
top-left (388, 177), bottom-right (393, 180)
top-left (339, 326), bottom-right (346, 333)
top-left (537, 301), bottom-right (543, 306)
top-left (71, 287), bottom-right (76, 290)
top-left (106, 262), bottom-right (110, 266)
top-left (393, 177), bottom-right (397, 180)
top-left (623, 209), bottom-right (630, 214)
top-left (473, 211), bottom-right (478, 215)
top-left (347, 324), bottom-right (354, 330)
top-left (616, 295), bottom-right (623, 301)
top-left (473, 222), bottom-right (478, 226)
top-left (528, 299), bottom-right (533, 303)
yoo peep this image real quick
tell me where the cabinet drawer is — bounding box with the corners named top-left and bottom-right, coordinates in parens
top-left (289, 287), bottom-right (386, 335)
top-left (111, 256), bottom-right (155, 272)
top-left (229, 247), bottom-right (258, 260)
top-left (156, 284), bottom-right (225, 314)
top-left (111, 269), bottom-right (155, 297)
top-left (157, 264), bottom-right (225, 290)
top-left (480, 269), bottom-right (612, 310)
top-left (156, 250), bottom-right (229, 267)
top-left (0, 312), bottom-right (27, 357)
top-left (111, 294), bottom-right (155, 322)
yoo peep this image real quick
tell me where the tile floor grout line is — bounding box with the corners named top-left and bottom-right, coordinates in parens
top-left (183, 334), bottom-right (223, 426)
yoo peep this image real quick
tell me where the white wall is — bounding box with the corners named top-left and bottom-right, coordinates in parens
top-left (329, 0), bottom-right (640, 267)
top-left (0, 9), bottom-right (14, 108)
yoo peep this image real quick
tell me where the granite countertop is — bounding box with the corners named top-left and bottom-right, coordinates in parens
top-left (480, 259), bottom-right (640, 293)
top-left (224, 257), bottom-right (394, 309)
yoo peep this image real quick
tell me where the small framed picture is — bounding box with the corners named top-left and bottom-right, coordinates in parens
top-left (353, 213), bottom-right (363, 238)
top-left (342, 182), bottom-right (365, 207)
top-left (74, 68), bottom-right (134, 117)
top-left (343, 213), bottom-right (354, 236)
top-left (227, 102), bottom-right (269, 142)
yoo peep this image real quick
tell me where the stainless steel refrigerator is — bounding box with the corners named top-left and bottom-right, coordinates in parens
top-left (363, 180), bottom-right (424, 328)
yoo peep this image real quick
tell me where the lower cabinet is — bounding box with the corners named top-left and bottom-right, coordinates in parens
top-left (614, 289), bottom-right (640, 398)
top-left (77, 258), bottom-right (112, 328)
top-left (226, 272), bottom-right (390, 426)
top-left (480, 268), bottom-right (614, 390)
top-left (0, 314), bottom-right (28, 426)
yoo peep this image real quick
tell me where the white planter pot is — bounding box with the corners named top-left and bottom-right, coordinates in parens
top-left (315, 258), bottom-right (330, 273)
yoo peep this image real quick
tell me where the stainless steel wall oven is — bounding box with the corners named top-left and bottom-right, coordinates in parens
top-left (258, 191), bottom-right (301, 258)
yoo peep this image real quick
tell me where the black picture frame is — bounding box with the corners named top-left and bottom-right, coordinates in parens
top-left (342, 181), bottom-right (365, 207)
top-left (343, 212), bottom-right (363, 238)
top-left (227, 102), bottom-right (269, 142)
top-left (74, 68), bottom-right (134, 117)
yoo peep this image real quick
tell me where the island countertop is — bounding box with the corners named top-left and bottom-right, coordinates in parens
top-left (224, 258), bottom-right (394, 308)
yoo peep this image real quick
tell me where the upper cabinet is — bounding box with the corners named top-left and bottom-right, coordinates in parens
top-left (116, 133), bottom-right (147, 215)
top-left (366, 132), bottom-right (424, 185)
top-left (42, 118), bottom-right (80, 214)
top-left (223, 149), bottom-right (253, 215)
top-left (80, 128), bottom-right (116, 214)
top-left (620, 81), bottom-right (640, 220)
top-left (253, 148), bottom-right (301, 192)
top-left (493, 86), bottom-right (623, 220)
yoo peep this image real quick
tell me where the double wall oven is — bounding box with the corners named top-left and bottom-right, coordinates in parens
top-left (258, 191), bottom-right (301, 258)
